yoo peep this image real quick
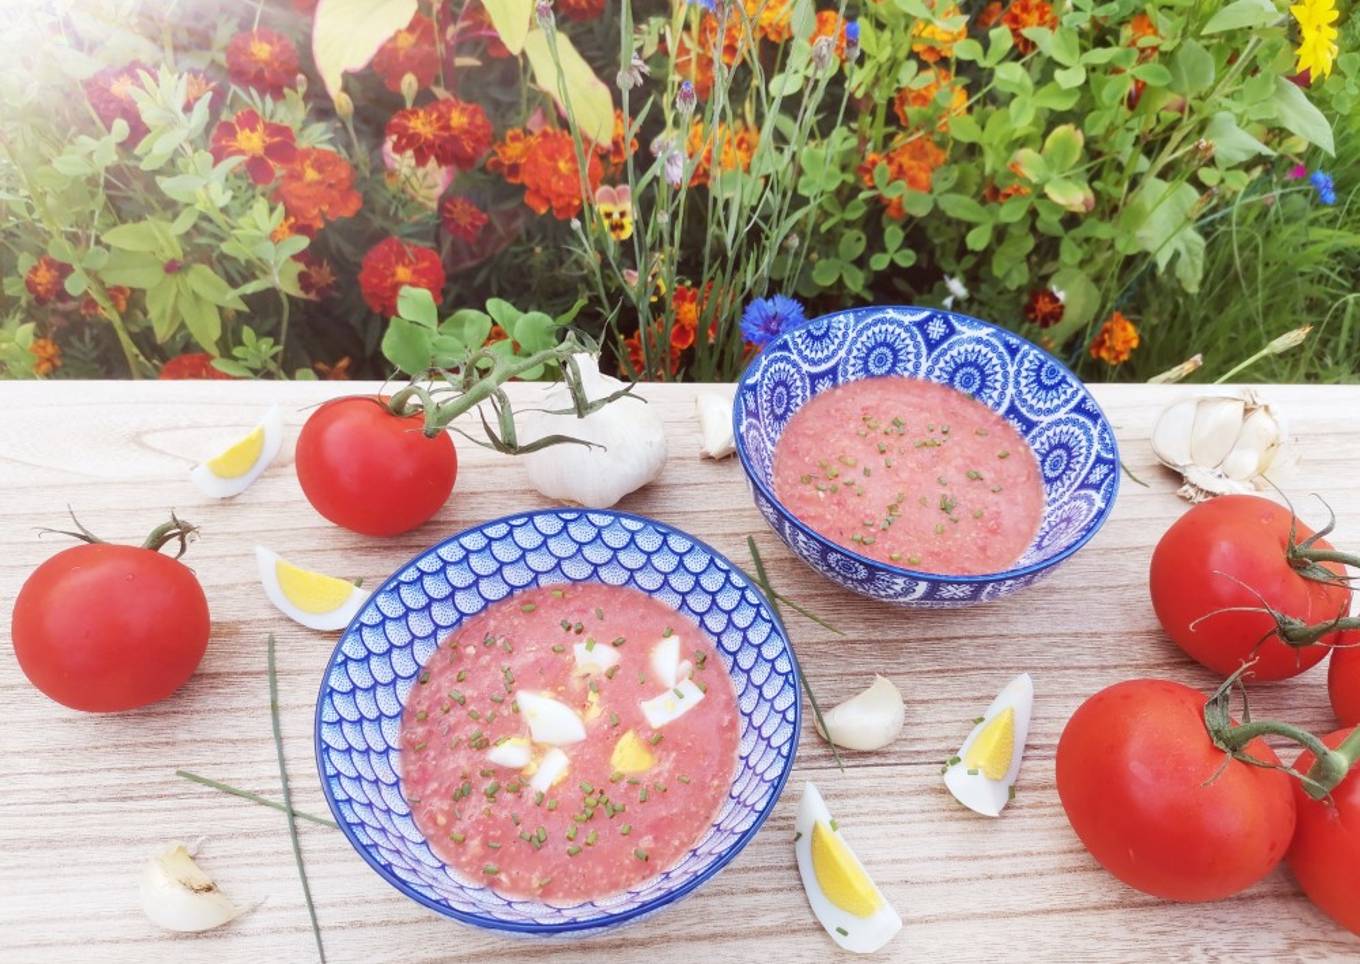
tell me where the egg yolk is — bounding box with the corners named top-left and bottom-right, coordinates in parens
top-left (275, 558), bottom-right (356, 614)
top-left (610, 730), bottom-right (655, 774)
top-left (811, 820), bottom-right (882, 918)
top-left (964, 707), bottom-right (1015, 781)
top-left (206, 425), bottom-right (265, 478)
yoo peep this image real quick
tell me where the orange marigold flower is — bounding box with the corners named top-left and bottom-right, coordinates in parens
top-left (1090, 310), bottom-right (1140, 365)
top-left (210, 108), bottom-right (298, 185)
top-left (858, 137), bottom-right (948, 219)
top-left (1002, 0), bottom-right (1058, 53)
top-left (296, 251), bottom-right (337, 301)
top-left (672, 284), bottom-right (700, 350)
top-left (519, 128), bottom-right (603, 220)
top-left (594, 109), bottom-right (638, 172)
top-left (1024, 288), bottom-right (1064, 328)
top-left (29, 337), bottom-right (62, 376)
top-left (747, 0), bottom-right (793, 42)
top-left (911, 2), bottom-right (967, 63)
top-left (83, 61), bottom-right (150, 141)
top-left (386, 97), bottom-right (493, 169)
top-left (976, 1), bottom-right (1004, 28)
top-left (79, 285), bottom-right (131, 318)
top-left (893, 67), bottom-right (969, 132)
top-left (441, 195), bottom-right (490, 243)
top-left (25, 256), bottom-right (71, 305)
top-left (675, 14), bottom-right (749, 99)
top-left (274, 147), bottom-right (362, 232)
top-left (314, 356), bottom-right (353, 380)
top-left (1128, 11), bottom-right (1160, 61)
top-left (558, 0), bottom-right (605, 20)
top-left (358, 236), bottom-right (446, 317)
top-left (811, 10), bottom-right (849, 61)
top-left (623, 326), bottom-right (682, 380)
top-left (371, 13), bottom-right (440, 92)
top-left (159, 353), bottom-right (235, 380)
top-left (488, 128), bottom-right (533, 184)
top-left (685, 120), bottom-right (759, 186)
top-left (226, 28), bottom-right (299, 99)
top-left (271, 213), bottom-right (305, 242)
top-left (983, 179), bottom-right (1030, 203)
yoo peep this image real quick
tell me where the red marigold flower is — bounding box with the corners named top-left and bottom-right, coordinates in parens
top-left (1024, 288), bottom-right (1065, 328)
top-left (25, 256), bottom-right (71, 305)
top-left (226, 28), bottom-right (300, 99)
top-left (558, 0), bottom-right (605, 20)
top-left (1090, 310), bottom-right (1140, 365)
top-left (440, 196), bottom-right (490, 243)
top-left (371, 13), bottom-right (440, 92)
top-left (211, 108), bottom-right (298, 185)
top-left (488, 128), bottom-right (533, 184)
top-left (274, 147), bottom-right (362, 232)
top-left (520, 128), bottom-right (603, 220)
top-left (858, 138), bottom-right (947, 218)
top-left (296, 251), bottom-right (338, 301)
top-left (29, 337), bottom-right (62, 376)
top-left (623, 326), bottom-right (682, 380)
top-left (79, 285), bottom-right (131, 318)
top-left (1002, 0), bottom-right (1058, 53)
top-left (672, 284), bottom-right (700, 350)
top-left (976, 1), bottom-right (1004, 28)
top-left (82, 61), bottom-right (150, 141)
top-left (159, 352), bottom-right (235, 380)
top-left (358, 236), bottom-right (446, 317)
top-left (385, 97), bottom-right (492, 169)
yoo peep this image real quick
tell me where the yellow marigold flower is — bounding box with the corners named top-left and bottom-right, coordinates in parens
top-left (911, 2), bottom-right (967, 63)
top-left (1291, 0), bottom-right (1339, 79)
top-left (1089, 311), bottom-right (1140, 366)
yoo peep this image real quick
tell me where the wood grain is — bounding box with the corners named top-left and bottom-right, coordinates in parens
top-left (0, 380), bottom-right (1357, 963)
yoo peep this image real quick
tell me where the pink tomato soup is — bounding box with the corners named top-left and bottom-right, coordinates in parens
top-left (399, 582), bottom-right (739, 902)
top-left (772, 376), bottom-right (1044, 575)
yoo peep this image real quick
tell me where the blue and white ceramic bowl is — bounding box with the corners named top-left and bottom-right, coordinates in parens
top-left (733, 306), bottom-right (1120, 608)
top-left (314, 509), bottom-right (801, 934)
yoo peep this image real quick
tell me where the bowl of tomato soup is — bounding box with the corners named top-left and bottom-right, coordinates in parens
top-left (734, 306), bottom-right (1119, 607)
top-left (314, 509), bottom-right (800, 934)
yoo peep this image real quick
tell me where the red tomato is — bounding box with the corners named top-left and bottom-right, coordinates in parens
top-left (1289, 728), bottom-right (1360, 936)
top-left (12, 542), bottom-right (211, 712)
top-left (1056, 678), bottom-right (1296, 901)
top-left (1149, 495), bottom-right (1348, 681)
top-left (295, 396), bottom-right (457, 537)
top-left (1329, 637), bottom-right (1360, 726)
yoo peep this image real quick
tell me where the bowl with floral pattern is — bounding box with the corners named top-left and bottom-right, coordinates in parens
top-left (732, 305), bottom-right (1120, 608)
top-left (314, 508), bottom-right (801, 934)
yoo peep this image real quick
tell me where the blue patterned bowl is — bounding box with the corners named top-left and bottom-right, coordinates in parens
top-left (314, 509), bottom-right (801, 935)
top-left (733, 306), bottom-right (1120, 607)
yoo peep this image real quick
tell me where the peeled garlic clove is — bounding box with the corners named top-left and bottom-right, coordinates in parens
top-left (696, 393), bottom-right (735, 460)
top-left (1149, 397), bottom-right (1198, 468)
top-left (814, 676), bottom-right (905, 751)
top-left (140, 842), bottom-right (244, 933)
top-left (1219, 405), bottom-right (1281, 481)
top-left (1188, 396), bottom-right (1245, 469)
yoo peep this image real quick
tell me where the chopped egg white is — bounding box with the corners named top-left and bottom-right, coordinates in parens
top-left (255, 546), bottom-right (368, 632)
top-left (515, 691), bottom-right (586, 746)
top-left (794, 781), bottom-right (901, 954)
top-left (639, 678), bottom-right (704, 728)
top-left (943, 672), bottom-right (1033, 817)
top-left (189, 405), bottom-right (283, 499)
top-left (528, 747), bottom-right (570, 794)
top-left (650, 635), bottom-right (686, 688)
top-left (486, 738), bottom-right (532, 770)
top-left (573, 640), bottom-right (621, 675)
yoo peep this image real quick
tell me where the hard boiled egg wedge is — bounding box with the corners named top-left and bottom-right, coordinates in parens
top-left (943, 672), bottom-right (1034, 817)
top-left (515, 691), bottom-right (586, 746)
top-left (190, 405), bottom-right (283, 498)
top-left (255, 546), bottom-right (369, 631)
top-left (794, 781), bottom-right (901, 954)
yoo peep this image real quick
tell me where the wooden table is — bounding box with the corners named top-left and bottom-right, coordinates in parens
top-left (0, 380), bottom-right (1356, 963)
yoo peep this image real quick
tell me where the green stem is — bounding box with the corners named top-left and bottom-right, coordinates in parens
top-left (1291, 547), bottom-right (1360, 568)
top-left (175, 770), bottom-right (338, 829)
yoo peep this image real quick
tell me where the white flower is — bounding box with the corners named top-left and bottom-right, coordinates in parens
top-left (1052, 286), bottom-right (1067, 304)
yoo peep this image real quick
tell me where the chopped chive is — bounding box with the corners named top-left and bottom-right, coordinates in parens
top-left (609, 711), bottom-right (620, 727)
top-left (662, 626), bottom-right (674, 638)
top-left (677, 774), bottom-right (690, 784)
top-left (611, 636), bottom-right (627, 647)
top-left (418, 670), bottom-right (430, 684)
top-left (547, 799), bottom-right (558, 811)
top-left (567, 845), bottom-right (582, 857)
top-left (585, 830), bottom-right (598, 847)
top-left (552, 644), bottom-right (565, 653)
top-left (967, 768), bottom-right (979, 776)
top-left (586, 638), bottom-right (597, 651)
top-left (589, 679), bottom-right (600, 694)
top-left (967, 469), bottom-right (982, 480)
top-left (566, 825), bottom-right (578, 841)
top-left (468, 709), bottom-right (481, 721)
top-left (594, 607), bottom-right (604, 620)
top-left (579, 781), bottom-right (594, 793)
top-left (633, 848), bottom-right (649, 861)
top-left (484, 863), bottom-right (500, 875)
top-left (673, 687), bottom-right (684, 699)
top-left (551, 589), bottom-right (564, 598)
top-left (836, 927), bottom-right (849, 937)
top-left (415, 709), bottom-right (427, 722)
top-left (487, 840), bottom-right (501, 849)
top-left (620, 823), bottom-right (632, 836)
top-left (611, 770), bottom-right (624, 783)
top-left (605, 665), bottom-right (620, 680)
top-left (450, 690), bottom-right (466, 705)
top-left (997, 450), bottom-right (1010, 459)
top-left (456, 669), bottom-right (467, 683)
top-left (1009, 786), bottom-right (1017, 800)
top-left (490, 692), bottom-right (504, 703)
top-left (520, 603), bottom-right (537, 613)
top-left (639, 787), bottom-right (649, 803)
top-left (829, 818), bottom-right (838, 831)
top-left (450, 831), bottom-right (465, 843)
top-left (648, 732), bottom-right (663, 746)
top-left (412, 740), bottom-right (427, 751)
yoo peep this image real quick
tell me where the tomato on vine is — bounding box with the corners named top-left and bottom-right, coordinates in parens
top-left (1328, 638), bottom-right (1360, 726)
top-left (1288, 727), bottom-right (1360, 936)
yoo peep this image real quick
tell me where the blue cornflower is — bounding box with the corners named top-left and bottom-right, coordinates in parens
top-left (740, 295), bottom-right (806, 347)
top-left (690, 0), bottom-right (718, 9)
top-left (1309, 170), bottom-right (1337, 205)
top-left (845, 20), bottom-right (861, 46)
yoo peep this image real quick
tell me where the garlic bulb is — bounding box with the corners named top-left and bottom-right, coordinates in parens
top-left (695, 393), bottom-right (735, 460)
top-left (1151, 391), bottom-right (1285, 502)
top-left (520, 354), bottom-right (667, 508)
top-left (140, 842), bottom-right (245, 933)
top-left (814, 676), bottom-right (905, 751)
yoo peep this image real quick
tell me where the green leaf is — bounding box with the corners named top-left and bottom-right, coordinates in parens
top-left (1204, 111), bottom-right (1275, 165)
top-left (146, 280), bottom-right (180, 342)
top-left (103, 221), bottom-right (172, 254)
top-left (1033, 83), bottom-right (1081, 110)
top-left (984, 26), bottom-right (1013, 66)
top-left (523, 28), bottom-right (614, 143)
top-left (811, 258), bottom-right (842, 286)
top-left (1169, 40), bottom-right (1215, 95)
top-left (993, 62), bottom-right (1032, 95)
top-left (965, 223), bottom-right (994, 251)
top-left (1054, 65), bottom-right (1086, 89)
top-left (1202, 0), bottom-right (1280, 34)
top-left (64, 270), bottom-right (88, 298)
top-left (382, 316), bottom-right (435, 375)
top-left (184, 264), bottom-right (247, 309)
top-left (893, 248), bottom-right (917, 267)
top-left (1042, 124), bottom-right (1085, 171)
top-left (311, 0), bottom-right (418, 98)
top-left (953, 39), bottom-right (984, 62)
top-left (1048, 267), bottom-right (1099, 334)
top-left (1010, 148), bottom-right (1047, 181)
top-left (1271, 76), bottom-right (1334, 154)
top-left (1131, 62), bottom-right (1172, 86)
top-left (440, 308), bottom-right (492, 350)
top-left (937, 193), bottom-right (990, 223)
top-left (511, 311), bottom-right (559, 354)
top-left (1044, 178), bottom-right (1093, 212)
top-left (179, 289), bottom-right (222, 350)
top-left (100, 251), bottom-right (166, 289)
top-left (790, 0), bottom-right (816, 39)
top-left (837, 229), bottom-right (867, 260)
top-left (484, 298), bottom-right (522, 330)
top-left (997, 195), bottom-right (1031, 223)
top-left (870, 253), bottom-right (891, 271)
top-left (397, 285), bottom-right (439, 327)
top-left (157, 173), bottom-right (206, 203)
top-left (949, 113), bottom-right (982, 143)
top-left (1173, 228), bottom-right (1206, 293)
top-left (1049, 27), bottom-right (1081, 67)
top-left (902, 191), bottom-right (934, 217)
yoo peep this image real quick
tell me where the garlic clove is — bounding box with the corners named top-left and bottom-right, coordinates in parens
top-left (1219, 405), bottom-right (1281, 481)
top-left (1188, 396), bottom-right (1245, 469)
top-left (1149, 397), bottom-right (1198, 468)
top-left (696, 393), bottom-right (735, 460)
top-left (140, 842), bottom-right (245, 933)
top-left (813, 676), bottom-right (905, 751)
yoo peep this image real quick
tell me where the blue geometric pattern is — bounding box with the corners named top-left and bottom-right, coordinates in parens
top-left (733, 306), bottom-right (1120, 608)
top-left (314, 509), bottom-right (801, 934)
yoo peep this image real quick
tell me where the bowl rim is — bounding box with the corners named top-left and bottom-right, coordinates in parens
top-left (313, 506), bottom-right (802, 935)
top-left (732, 304), bottom-right (1121, 585)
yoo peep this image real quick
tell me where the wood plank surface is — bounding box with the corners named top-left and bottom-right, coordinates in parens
top-left (0, 380), bottom-right (1356, 963)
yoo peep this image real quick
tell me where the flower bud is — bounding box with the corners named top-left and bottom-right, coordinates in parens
top-left (333, 91), bottom-right (354, 122)
top-left (294, 73), bottom-right (308, 97)
top-left (535, 0), bottom-right (555, 30)
top-left (1264, 325), bottom-right (1312, 355)
top-left (676, 80), bottom-right (696, 116)
top-left (812, 36), bottom-right (834, 72)
top-left (845, 20), bottom-right (861, 62)
top-left (400, 71), bottom-right (419, 106)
